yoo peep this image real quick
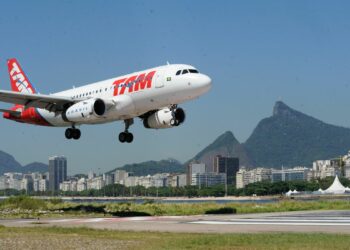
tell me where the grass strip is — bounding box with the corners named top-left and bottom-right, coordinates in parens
top-left (1, 196), bottom-right (350, 218)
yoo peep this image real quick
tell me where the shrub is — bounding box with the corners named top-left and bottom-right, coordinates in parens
top-left (48, 198), bottom-right (63, 205)
top-left (205, 207), bottom-right (237, 214)
top-left (0, 196), bottom-right (47, 211)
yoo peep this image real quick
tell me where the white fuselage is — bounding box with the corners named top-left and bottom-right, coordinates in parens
top-left (37, 64), bottom-right (211, 127)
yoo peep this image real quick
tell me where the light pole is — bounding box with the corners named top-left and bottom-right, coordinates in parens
top-left (225, 158), bottom-right (228, 197)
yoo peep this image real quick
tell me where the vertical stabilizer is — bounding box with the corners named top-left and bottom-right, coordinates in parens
top-left (7, 58), bottom-right (37, 94)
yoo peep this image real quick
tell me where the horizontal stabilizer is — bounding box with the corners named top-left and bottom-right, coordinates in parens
top-left (0, 108), bottom-right (21, 117)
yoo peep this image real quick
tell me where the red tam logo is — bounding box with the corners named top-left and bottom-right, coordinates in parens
top-left (113, 71), bottom-right (156, 96)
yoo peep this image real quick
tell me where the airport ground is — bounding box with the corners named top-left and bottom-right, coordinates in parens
top-left (1, 210), bottom-right (350, 249)
top-left (1, 197), bottom-right (350, 249)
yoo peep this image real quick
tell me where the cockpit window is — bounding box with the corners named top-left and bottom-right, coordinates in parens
top-left (176, 68), bottom-right (200, 75)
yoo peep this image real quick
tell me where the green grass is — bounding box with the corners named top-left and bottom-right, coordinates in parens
top-left (0, 226), bottom-right (349, 250)
top-left (104, 200), bottom-right (350, 216)
top-left (1, 196), bottom-right (350, 218)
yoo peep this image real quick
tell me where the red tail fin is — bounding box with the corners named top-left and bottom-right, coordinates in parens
top-left (7, 58), bottom-right (36, 94)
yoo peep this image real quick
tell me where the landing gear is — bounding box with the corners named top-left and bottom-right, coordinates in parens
top-left (170, 104), bottom-right (185, 126)
top-left (119, 119), bottom-right (134, 143)
top-left (119, 132), bottom-right (133, 143)
top-left (170, 119), bottom-right (179, 126)
top-left (65, 127), bottom-right (81, 140)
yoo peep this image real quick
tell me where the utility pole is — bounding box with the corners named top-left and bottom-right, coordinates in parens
top-left (340, 156), bottom-right (344, 177)
top-left (225, 158), bottom-right (228, 197)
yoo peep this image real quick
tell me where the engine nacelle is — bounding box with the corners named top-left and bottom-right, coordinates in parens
top-left (63, 98), bottom-right (106, 123)
top-left (144, 107), bottom-right (186, 129)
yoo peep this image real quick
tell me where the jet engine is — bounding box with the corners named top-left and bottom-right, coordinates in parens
top-left (63, 98), bottom-right (106, 122)
top-left (143, 107), bottom-right (185, 129)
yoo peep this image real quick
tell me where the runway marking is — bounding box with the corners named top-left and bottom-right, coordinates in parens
top-left (190, 221), bottom-right (350, 226)
top-left (231, 219), bottom-right (350, 222)
top-left (40, 219), bottom-right (81, 223)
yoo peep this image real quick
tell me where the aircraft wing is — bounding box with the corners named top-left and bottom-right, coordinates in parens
top-left (0, 90), bottom-right (76, 112)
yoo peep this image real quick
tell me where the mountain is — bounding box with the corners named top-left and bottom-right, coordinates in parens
top-left (244, 101), bottom-right (350, 167)
top-left (22, 162), bottom-right (48, 173)
top-left (111, 159), bottom-right (185, 176)
top-left (0, 151), bottom-right (22, 174)
top-left (0, 150), bottom-right (48, 175)
top-left (190, 131), bottom-right (255, 168)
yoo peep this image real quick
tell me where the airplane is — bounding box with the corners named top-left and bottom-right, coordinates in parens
top-left (0, 58), bottom-right (212, 143)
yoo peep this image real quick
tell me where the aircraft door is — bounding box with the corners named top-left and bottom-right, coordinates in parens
top-left (155, 71), bottom-right (164, 88)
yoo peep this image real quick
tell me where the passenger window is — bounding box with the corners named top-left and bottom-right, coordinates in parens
top-left (182, 69), bottom-right (189, 74)
top-left (176, 70), bottom-right (181, 75)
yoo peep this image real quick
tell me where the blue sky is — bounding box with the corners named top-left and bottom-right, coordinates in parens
top-left (1, 1), bottom-right (350, 174)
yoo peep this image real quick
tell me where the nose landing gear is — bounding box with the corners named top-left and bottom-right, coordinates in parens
top-left (119, 118), bottom-right (134, 143)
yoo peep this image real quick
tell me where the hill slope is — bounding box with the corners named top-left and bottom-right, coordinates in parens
top-left (0, 151), bottom-right (22, 174)
top-left (111, 159), bottom-right (185, 176)
top-left (190, 131), bottom-right (255, 168)
top-left (244, 101), bottom-right (350, 167)
top-left (0, 151), bottom-right (48, 175)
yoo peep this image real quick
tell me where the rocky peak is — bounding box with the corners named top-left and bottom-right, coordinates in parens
top-left (273, 101), bottom-right (294, 117)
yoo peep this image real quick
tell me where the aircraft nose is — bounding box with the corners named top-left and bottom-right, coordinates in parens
top-left (199, 74), bottom-right (212, 93)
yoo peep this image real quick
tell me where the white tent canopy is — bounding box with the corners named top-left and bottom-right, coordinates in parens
top-left (286, 190), bottom-right (293, 196)
top-left (285, 189), bottom-right (300, 196)
top-left (313, 188), bottom-right (325, 194)
top-left (324, 175), bottom-right (350, 194)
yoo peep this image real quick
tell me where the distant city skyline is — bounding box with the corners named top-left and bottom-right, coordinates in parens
top-left (1, 1), bottom-right (350, 174)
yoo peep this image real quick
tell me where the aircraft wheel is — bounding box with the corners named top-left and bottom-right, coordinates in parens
top-left (119, 132), bottom-right (127, 143)
top-left (126, 133), bottom-right (133, 143)
top-left (65, 128), bottom-right (73, 139)
top-left (72, 129), bottom-right (81, 140)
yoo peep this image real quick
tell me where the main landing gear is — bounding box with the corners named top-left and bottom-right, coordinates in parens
top-left (119, 119), bottom-right (134, 143)
top-left (65, 127), bottom-right (81, 140)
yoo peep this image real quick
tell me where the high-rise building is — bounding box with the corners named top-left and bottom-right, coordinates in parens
top-left (88, 170), bottom-right (96, 180)
top-left (236, 167), bottom-right (250, 188)
top-left (77, 178), bottom-right (87, 191)
top-left (48, 156), bottom-right (67, 192)
top-left (191, 172), bottom-right (226, 187)
top-left (114, 170), bottom-right (129, 185)
top-left (103, 173), bottom-right (113, 185)
top-left (271, 167), bottom-right (309, 182)
top-left (168, 174), bottom-right (187, 187)
top-left (21, 176), bottom-right (33, 192)
top-left (236, 167), bottom-right (272, 188)
top-left (187, 162), bottom-right (206, 185)
top-left (213, 155), bottom-right (239, 185)
top-left (39, 179), bottom-right (48, 192)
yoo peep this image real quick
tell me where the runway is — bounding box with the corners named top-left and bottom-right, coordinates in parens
top-left (1, 210), bottom-right (350, 234)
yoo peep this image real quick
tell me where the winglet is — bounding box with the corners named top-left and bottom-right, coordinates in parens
top-left (7, 58), bottom-right (37, 94)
